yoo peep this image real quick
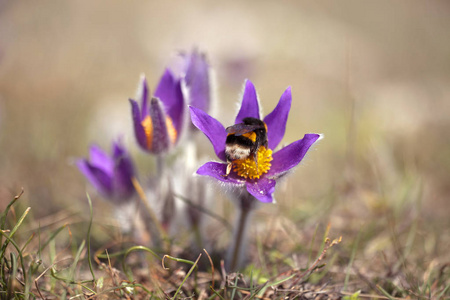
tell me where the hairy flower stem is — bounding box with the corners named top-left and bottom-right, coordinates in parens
top-left (156, 154), bottom-right (166, 176)
top-left (131, 178), bottom-right (169, 251)
top-left (192, 223), bottom-right (203, 250)
top-left (227, 193), bottom-right (257, 271)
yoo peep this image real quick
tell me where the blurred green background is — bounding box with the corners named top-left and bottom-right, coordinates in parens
top-left (0, 1), bottom-right (449, 254)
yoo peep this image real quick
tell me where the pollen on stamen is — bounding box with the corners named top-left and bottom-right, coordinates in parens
top-left (232, 146), bottom-right (273, 180)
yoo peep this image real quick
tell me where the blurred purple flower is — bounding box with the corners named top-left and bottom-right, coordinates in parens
top-left (129, 71), bottom-right (184, 154)
top-left (181, 49), bottom-right (212, 114)
top-left (77, 141), bottom-right (136, 203)
top-left (190, 80), bottom-right (321, 203)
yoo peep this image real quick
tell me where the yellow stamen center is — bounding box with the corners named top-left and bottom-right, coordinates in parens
top-left (141, 115), bottom-right (177, 150)
top-left (232, 146), bottom-right (273, 179)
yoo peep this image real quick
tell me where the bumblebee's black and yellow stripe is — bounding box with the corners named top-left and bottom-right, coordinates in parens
top-left (225, 117), bottom-right (268, 163)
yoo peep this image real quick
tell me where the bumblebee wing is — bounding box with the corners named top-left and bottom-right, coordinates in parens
top-left (226, 124), bottom-right (262, 136)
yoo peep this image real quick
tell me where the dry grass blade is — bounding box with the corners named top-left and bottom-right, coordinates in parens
top-left (203, 248), bottom-right (215, 288)
top-left (290, 236), bottom-right (342, 288)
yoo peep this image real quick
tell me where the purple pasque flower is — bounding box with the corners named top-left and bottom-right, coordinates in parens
top-left (77, 141), bottom-right (136, 203)
top-left (190, 80), bottom-right (321, 203)
top-left (129, 71), bottom-right (184, 154)
top-left (181, 49), bottom-right (212, 114)
top-left (172, 49), bottom-right (213, 133)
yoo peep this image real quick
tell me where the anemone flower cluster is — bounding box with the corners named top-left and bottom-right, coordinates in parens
top-left (77, 49), bottom-right (321, 271)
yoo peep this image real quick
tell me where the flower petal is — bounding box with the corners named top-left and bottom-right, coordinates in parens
top-left (267, 133), bottom-right (321, 178)
top-left (129, 99), bottom-right (148, 151)
top-left (196, 162), bottom-right (244, 185)
top-left (88, 145), bottom-right (113, 175)
top-left (136, 75), bottom-right (150, 120)
top-left (246, 177), bottom-right (276, 203)
top-left (149, 97), bottom-right (171, 154)
top-left (77, 160), bottom-right (113, 197)
top-left (189, 106), bottom-right (227, 161)
top-left (235, 80), bottom-right (260, 124)
top-left (154, 69), bottom-right (185, 137)
top-left (112, 142), bottom-right (136, 199)
top-left (113, 158), bottom-right (135, 200)
top-left (112, 141), bottom-right (126, 158)
top-left (185, 50), bottom-right (211, 113)
top-left (263, 87), bottom-right (292, 150)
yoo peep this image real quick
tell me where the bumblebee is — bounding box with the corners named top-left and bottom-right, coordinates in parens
top-left (225, 117), bottom-right (268, 176)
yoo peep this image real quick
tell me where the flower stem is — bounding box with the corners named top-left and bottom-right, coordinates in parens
top-left (156, 154), bottom-right (165, 176)
top-left (131, 177), bottom-right (170, 251)
top-left (192, 223), bottom-right (203, 250)
top-left (228, 193), bottom-right (256, 271)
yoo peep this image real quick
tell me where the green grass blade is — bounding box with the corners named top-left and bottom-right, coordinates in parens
top-left (20, 232), bottom-right (35, 253)
top-left (8, 207), bottom-right (30, 239)
top-left (208, 288), bottom-right (226, 300)
top-left (0, 207), bottom-right (31, 260)
top-left (7, 253), bottom-right (18, 300)
top-left (230, 275), bottom-right (239, 300)
top-left (0, 189), bottom-right (24, 230)
top-left (436, 283), bottom-right (450, 298)
top-left (121, 245), bottom-right (160, 280)
top-left (86, 193), bottom-right (96, 281)
top-left (96, 245), bottom-right (158, 260)
top-left (163, 255), bottom-right (196, 267)
top-left (0, 231), bottom-right (27, 293)
top-left (307, 223), bottom-right (320, 267)
top-left (344, 228), bottom-right (362, 291)
top-left (68, 239), bottom-right (86, 282)
top-left (377, 284), bottom-right (396, 300)
top-left (124, 245), bottom-right (160, 260)
top-left (172, 254), bottom-right (201, 300)
top-left (257, 275), bottom-right (294, 298)
top-left (38, 224), bottom-right (68, 253)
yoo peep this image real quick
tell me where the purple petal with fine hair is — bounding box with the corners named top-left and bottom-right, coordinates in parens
top-left (196, 162), bottom-right (244, 185)
top-left (185, 50), bottom-right (210, 113)
top-left (267, 133), bottom-right (321, 178)
top-left (149, 97), bottom-right (171, 154)
top-left (155, 69), bottom-right (184, 138)
top-left (129, 99), bottom-right (148, 151)
top-left (112, 142), bottom-right (135, 199)
top-left (246, 177), bottom-right (276, 203)
top-left (137, 76), bottom-right (150, 120)
top-left (77, 160), bottom-right (113, 197)
top-left (189, 106), bottom-right (227, 161)
top-left (89, 145), bottom-right (113, 176)
top-left (112, 141), bottom-right (125, 158)
top-left (235, 80), bottom-right (260, 124)
top-left (264, 87), bottom-right (292, 150)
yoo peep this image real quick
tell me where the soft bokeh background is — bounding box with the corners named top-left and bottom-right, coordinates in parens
top-left (1, 0), bottom-right (449, 274)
